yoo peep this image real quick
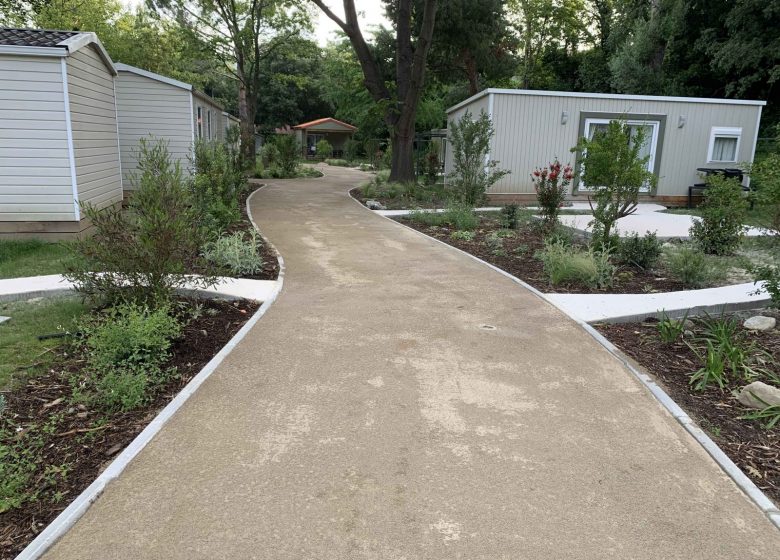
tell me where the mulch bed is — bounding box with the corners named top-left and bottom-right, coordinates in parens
top-left (0, 298), bottom-right (259, 558)
top-left (397, 213), bottom-right (686, 294)
top-left (596, 315), bottom-right (780, 507)
top-left (349, 186), bottom-right (445, 210)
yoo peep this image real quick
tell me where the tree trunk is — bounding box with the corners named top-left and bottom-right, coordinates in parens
top-left (389, 132), bottom-right (415, 183)
top-left (237, 83), bottom-right (255, 168)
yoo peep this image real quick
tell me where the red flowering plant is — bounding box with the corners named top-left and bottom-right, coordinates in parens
top-left (531, 158), bottom-right (574, 228)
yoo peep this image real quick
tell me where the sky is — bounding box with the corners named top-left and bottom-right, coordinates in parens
top-left (120, 0), bottom-right (390, 46)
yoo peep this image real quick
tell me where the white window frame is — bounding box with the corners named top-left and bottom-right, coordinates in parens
top-left (707, 126), bottom-right (742, 163)
top-left (581, 118), bottom-right (661, 192)
top-left (207, 110), bottom-right (212, 140)
top-left (197, 106), bottom-right (203, 139)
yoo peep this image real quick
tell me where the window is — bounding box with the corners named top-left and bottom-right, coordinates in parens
top-left (707, 127), bottom-right (741, 163)
top-left (581, 118), bottom-right (661, 192)
top-left (207, 110), bottom-right (212, 140)
top-left (197, 106), bottom-right (203, 139)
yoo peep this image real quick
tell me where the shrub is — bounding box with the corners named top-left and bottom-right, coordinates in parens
top-left (203, 230), bottom-right (264, 276)
top-left (325, 158), bottom-right (350, 167)
top-left (422, 140), bottom-right (441, 185)
top-left (260, 141), bottom-right (280, 168)
top-left (748, 152), bottom-right (780, 234)
top-left (616, 231), bottom-right (662, 269)
top-left (666, 247), bottom-right (711, 287)
top-left (573, 120), bottom-right (657, 249)
top-left (315, 139), bottom-right (333, 160)
top-left (750, 264), bottom-right (780, 307)
top-left (65, 139), bottom-right (216, 307)
top-left (190, 139), bottom-right (243, 233)
top-left (537, 240), bottom-right (615, 289)
top-left (450, 230), bottom-right (475, 241)
top-left (448, 110), bottom-right (510, 206)
top-left (78, 303), bottom-right (181, 411)
top-left (656, 309), bottom-right (688, 343)
top-left (532, 159), bottom-right (574, 227)
top-left (273, 133), bottom-right (299, 177)
top-left (689, 174), bottom-right (747, 255)
top-left (408, 209), bottom-right (446, 227)
top-left (501, 204), bottom-right (520, 229)
top-left (443, 203), bottom-right (479, 231)
top-left (343, 138), bottom-right (360, 162)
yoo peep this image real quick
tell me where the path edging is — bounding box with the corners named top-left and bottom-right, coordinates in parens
top-left (348, 191), bottom-right (780, 530)
top-left (16, 185), bottom-right (285, 560)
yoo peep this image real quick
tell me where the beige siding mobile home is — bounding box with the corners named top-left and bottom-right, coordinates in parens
top-left (115, 64), bottom-right (226, 188)
top-left (446, 89), bottom-right (765, 205)
top-left (0, 28), bottom-right (122, 239)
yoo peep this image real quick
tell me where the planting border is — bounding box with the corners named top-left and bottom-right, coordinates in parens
top-left (16, 185), bottom-right (285, 559)
top-left (348, 190), bottom-right (780, 530)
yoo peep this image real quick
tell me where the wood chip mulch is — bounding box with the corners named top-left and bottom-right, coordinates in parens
top-left (596, 317), bottom-right (780, 508)
top-left (0, 298), bottom-right (259, 559)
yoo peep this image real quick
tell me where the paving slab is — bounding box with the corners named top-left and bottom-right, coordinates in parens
top-left (43, 167), bottom-right (780, 559)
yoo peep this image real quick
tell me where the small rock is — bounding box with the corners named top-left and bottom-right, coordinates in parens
top-left (26, 297), bottom-right (43, 303)
top-left (365, 200), bottom-right (386, 210)
top-left (0, 316), bottom-right (10, 324)
top-left (683, 319), bottom-right (695, 330)
top-left (737, 381), bottom-right (780, 409)
top-left (105, 444), bottom-right (122, 456)
top-left (199, 329), bottom-right (208, 337)
top-left (744, 315), bottom-right (776, 331)
top-left (683, 330), bottom-right (694, 338)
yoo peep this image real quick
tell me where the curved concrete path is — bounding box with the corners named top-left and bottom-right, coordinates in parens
top-left (45, 167), bottom-right (779, 558)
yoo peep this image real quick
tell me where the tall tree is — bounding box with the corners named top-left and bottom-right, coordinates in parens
top-left (311, 0), bottom-right (438, 182)
top-left (153, 0), bottom-right (310, 164)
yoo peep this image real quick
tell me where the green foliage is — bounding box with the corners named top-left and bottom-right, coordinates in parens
top-left (260, 142), bottom-right (280, 168)
top-left (448, 110), bottom-right (510, 206)
top-left (689, 175), bottom-right (747, 255)
top-left (665, 247), bottom-right (712, 287)
top-left (443, 203), bottom-right (480, 231)
top-left (0, 239), bottom-right (72, 279)
top-left (616, 232), bottom-right (662, 269)
top-left (315, 139), bottom-right (333, 160)
top-left (740, 402), bottom-right (780, 430)
top-left (343, 138), bottom-right (360, 162)
top-left (656, 309), bottom-right (688, 343)
top-left (537, 240), bottom-right (615, 289)
top-left (747, 152), bottom-right (780, 234)
top-left (750, 264), bottom-right (780, 307)
top-left (203, 231), bottom-right (264, 276)
top-left (421, 140), bottom-right (442, 185)
top-left (500, 204), bottom-right (520, 229)
top-left (190, 139), bottom-right (243, 234)
top-left (532, 159), bottom-right (574, 227)
top-left (77, 303), bottom-right (181, 412)
top-left (573, 120), bottom-right (657, 248)
top-left (273, 134), bottom-right (300, 177)
top-left (688, 340), bottom-right (728, 391)
top-left (65, 139), bottom-right (216, 307)
top-left (0, 425), bottom-right (40, 513)
top-left (450, 230), bottom-right (476, 241)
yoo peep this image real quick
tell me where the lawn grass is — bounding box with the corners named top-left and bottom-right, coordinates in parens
top-left (0, 240), bottom-right (72, 279)
top-left (0, 296), bottom-right (87, 390)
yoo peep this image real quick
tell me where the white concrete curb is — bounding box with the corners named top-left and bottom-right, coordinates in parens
top-left (16, 185), bottom-right (285, 560)
top-left (348, 190), bottom-right (780, 531)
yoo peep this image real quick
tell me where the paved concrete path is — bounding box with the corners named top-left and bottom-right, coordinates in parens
top-left (45, 167), bottom-right (779, 559)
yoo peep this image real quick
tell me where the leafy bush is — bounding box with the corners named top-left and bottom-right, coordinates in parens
top-left (501, 204), bottom-right (520, 229)
top-left (616, 231), bottom-right (662, 269)
top-left (315, 139), bottom-right (333, 160)
top-left (688, 340), bottom-right (728, 391)
top-left (748, 152), bottom-right (780, 234)
top-left (260, 142), bottom-right (280, 168)
top-left (422, 140), bottom-right (441, 185)
top-left (408, 209), bottom-right (446, 227)
top-left (450, 230), bottom-right (475, 241)
top-left (573, 120), bottom-right (657, 249)
top-left (273, 133), bottom-right (299, 177)
top-left (443, 203), bottom-right (479, 231)
top-left (325, 158), bottom-right (350, 167)
top-left (537, 240), bottom-right (615, 289)
top-left (65, 139), bottom-right (216, 307)
top-left (689, 174), bottom-right (747, 255)
top-left (750, 264), bottom-right (780, 307)
top-left (203, 230), bottom-right (264, 276)
top-left (665, 247), bottom-right (713, 287)
top-left (448, 110), bottom-right (510, 206)
top-left (343, 138), bottom-right (360, 162)
top-left (190, 139), bottom-right (243, 233)
top-left (532, 159), bottom-right (574, 227)
top-left (77, 303), bottom-right (181, 411)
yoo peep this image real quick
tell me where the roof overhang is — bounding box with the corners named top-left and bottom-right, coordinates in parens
top-left (293, 117), bottom-right (357, 131)
top-left (446, 88), bottom-right (767, 114)
top-left (0, 31), bottom-right (116, 75)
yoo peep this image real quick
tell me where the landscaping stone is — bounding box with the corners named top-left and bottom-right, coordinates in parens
top-left (737, 381), bottom-right (780, 409)
top-left (0, 315), bottom-right (9, 324)
top-left (365, 200), bottom-right (386, 210)
top-left (743, 315), bottom-right (776, 331)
